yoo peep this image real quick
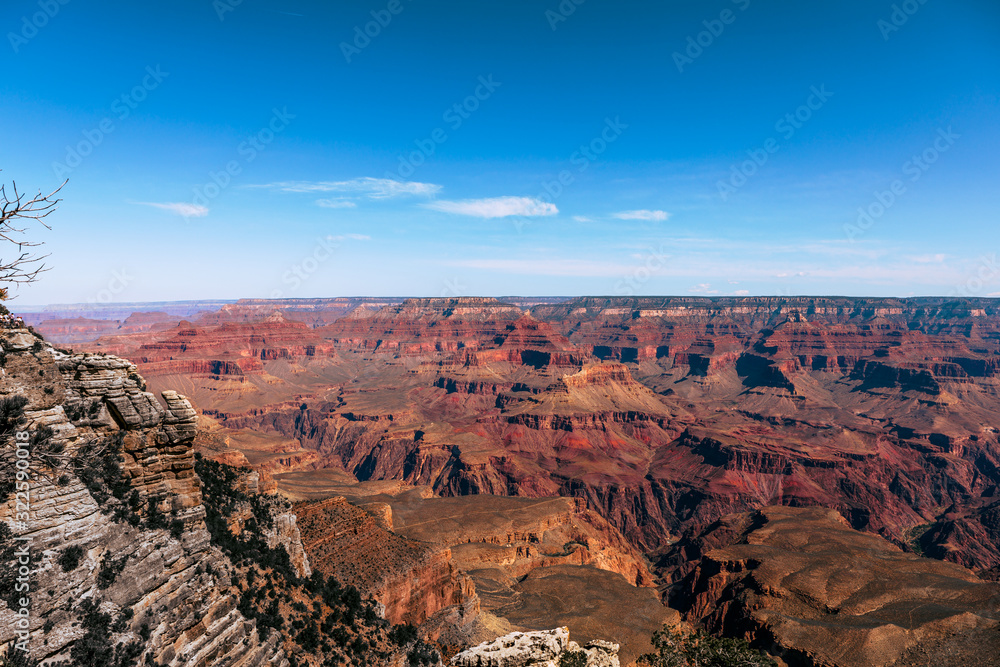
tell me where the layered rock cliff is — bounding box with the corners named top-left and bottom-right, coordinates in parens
top-left (0, 327), bottom-right (439, 667)
top-left (293, 496), bottom-right (477, 628)
top-left (0, 326), bottom-right (290, 666)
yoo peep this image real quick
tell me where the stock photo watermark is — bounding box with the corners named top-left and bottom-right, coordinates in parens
top-left (716, 84), bottom-right (833, 201)
top-left (616, 243), bottom-right (671, 296)
top-left (844, 126), bottom-right (958, 241)
top-left (673, 0), bottom-right (752, 73)
top-left (7, 0), bottom-right (70, 53)
top-left (52, 66), bottom-right (169, 179)
top-left (950, 254), bottom-right (999, 297)
top-left (86, 269), bottom-right (133, 304)
top-left (511, 116), bottom-right (628, 233)
top-left (186, 107), bottom-right (295, 218)
top-left (268, 234), bottom-right (368, 298)
top-left (387, 75), bottom-right (502, 181)
top-left (545, 0), bottom-right (587, 31)
top-left (439, 276), bottom-right (468, 298)
top-left (341, 0), bottom-right (414, 63)
top-left (213, 0), bottom-right (242, 21)
top-left (9, 427), bottom-right (33, 655)
top-left (878, 0), bottom-right (930, 40)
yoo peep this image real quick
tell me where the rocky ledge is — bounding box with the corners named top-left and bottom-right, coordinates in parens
top-left (450, 627), bottom-right (620, 667)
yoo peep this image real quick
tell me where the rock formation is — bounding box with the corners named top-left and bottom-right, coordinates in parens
top-left (664, 506), bottom-right (1000, 666)
top-left (293, 496), bottom-right (477, 628)
top-left (0, 326), bottom-right (435, 667)
top-left (450, 627), bottom-right (620, 667)
top-left (26, 294), bottom-right (1000, 664)
top-left (0, 326), bottom-right (290, 665)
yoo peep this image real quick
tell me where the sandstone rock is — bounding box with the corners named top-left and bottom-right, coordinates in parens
top-left (34, 294), bottom-right (1000, 665)
top-left (160, 389), bottom-right (198, 442)
top-left (0, 330), bottom-right (37, 351)
top-left (294, 496), bottom-right (475, 627)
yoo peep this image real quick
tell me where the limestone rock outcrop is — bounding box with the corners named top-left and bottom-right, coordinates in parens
top-left (450, 628), bottom-right (620, 667)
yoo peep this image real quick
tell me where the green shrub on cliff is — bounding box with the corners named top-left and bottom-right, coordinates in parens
top-left (638, 626), bottom-right (777, 667)
top-left (0, 645), bottom-right (39, 667)
top-left (195, 456), bottom-right (419, 666)
top-left (68, 598), bottom-right (143, 667)
top-left (57, 545), bottom-right (85, 572)
top-left (0, 395), bottom-right (28, 436)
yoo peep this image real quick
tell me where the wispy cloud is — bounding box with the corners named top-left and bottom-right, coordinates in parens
top-left (572, 215), bottom-right (594, 223)
top-left (450, 258), bottom-right (634, 276)
top-left (253, 177), bottom-right (441, 199)
top-left (613, 209), bottom-right (670, 222)
top-left (909, 253), bottom-right (947, 264)
top-left (316, 198), bottom-right (357, 209)
top-left (424, 196), bottom-right (558, 219)
top-left (135, 202), bottom-right (209, 217)
top-left (449, 245), bottom-right (971, 288)
top-left (326, 233), bottom-right (371, 242)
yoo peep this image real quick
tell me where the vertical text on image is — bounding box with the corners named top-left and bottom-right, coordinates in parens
top-left (11, 428), bottom-right (33, 654)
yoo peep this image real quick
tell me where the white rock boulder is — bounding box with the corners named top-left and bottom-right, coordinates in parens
top-left (450, 627), bottom-right (620, 667)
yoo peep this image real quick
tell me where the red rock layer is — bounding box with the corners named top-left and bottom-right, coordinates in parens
top-left (294, 497), bottom-right (477, 627)
top-left (83, 295), bottom-right (1000, 579)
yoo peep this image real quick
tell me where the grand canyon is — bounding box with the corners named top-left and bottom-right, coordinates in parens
top-left (4, 295), bottom-right (999, 666)
top-left (6, 1), bottom-right (996, 664)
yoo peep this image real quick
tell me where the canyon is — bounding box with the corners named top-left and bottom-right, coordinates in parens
top-left (0, 324), bottom-right (462, 666)
top-left (8, 294), bottom-right (1000, 665)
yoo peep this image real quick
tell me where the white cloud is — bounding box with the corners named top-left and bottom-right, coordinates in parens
top-left (572, 215), bottom-right (594, 223)
top-left (254, 177), bottom-right (441, 199)
top-left (326, 233), bottom-right (371, 242)
top-left (316, 198), bottom-right (357, 209)
top-left (424, 196), bottom-right (558, 219)
top-left (733, 289), bottom-right (750, 296)
top-left (613, 209), bottom-right (670, 222)
top-left (135, 202), bottom-right (208, 217)
top-left (689, 283), bottom-right (718, 294)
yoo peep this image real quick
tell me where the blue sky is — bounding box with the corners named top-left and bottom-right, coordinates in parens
top-left (2, 0), bottom-right (999, 304)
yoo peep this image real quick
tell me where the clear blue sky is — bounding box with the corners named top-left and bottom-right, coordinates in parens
top-left (3, 0), bottom-right (999, 304)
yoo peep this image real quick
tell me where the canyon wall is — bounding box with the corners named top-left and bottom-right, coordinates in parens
top-left (294, 496), bottom-right (477, 629)
top-left (0, 327), bottom-right (289, 666)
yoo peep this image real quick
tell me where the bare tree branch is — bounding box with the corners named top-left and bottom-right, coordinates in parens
top-left (0, 170), bottom-right (65, 299)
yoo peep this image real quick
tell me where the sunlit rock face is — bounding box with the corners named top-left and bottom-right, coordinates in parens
top-left (449, 627), bottom-right (620, 667)
top-left (0, 327), bottom-right (290, 666)
top-left (101, 296), bottom-right (1000, 577)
